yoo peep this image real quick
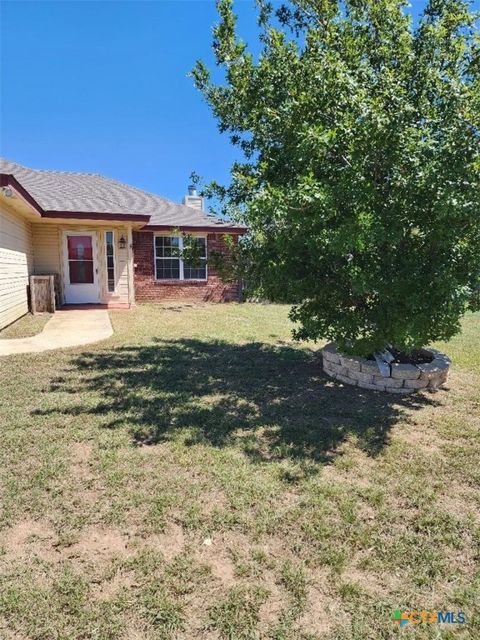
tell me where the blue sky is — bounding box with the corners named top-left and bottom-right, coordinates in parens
top-left (1, 0), bottom-right (477, 204)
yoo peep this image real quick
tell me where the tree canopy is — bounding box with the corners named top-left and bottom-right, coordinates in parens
top-left (193, 0), bottom-right (480, 356)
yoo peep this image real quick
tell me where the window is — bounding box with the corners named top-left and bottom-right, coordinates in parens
top-left (105, 231), bottom-right (115, 292)
top-left (184, 237), bottom-right (207, 280)
top-left (154, 235), bottom-right (207, 281)
top-left (155, 236), bottom-right (181, 279)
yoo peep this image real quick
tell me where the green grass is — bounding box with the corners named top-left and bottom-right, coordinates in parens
top-left (0, 303), bottom-right (479, 639)
top-left (0, 312), bottom-right (51, 339)
top-left (433, 312), bottom-right (480, 374)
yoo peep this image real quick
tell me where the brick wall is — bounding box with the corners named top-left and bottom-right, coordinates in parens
top-left (133, 230), bottom-right (241, 303)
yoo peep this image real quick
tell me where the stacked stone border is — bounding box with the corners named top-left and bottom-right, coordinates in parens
top-left (322, 343), bottom-right (450, 394)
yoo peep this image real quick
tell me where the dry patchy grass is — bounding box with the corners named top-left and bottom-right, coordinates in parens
top-left (0, 304), bottom-right (479, 639)
top-left (0, 312), bottom-right (52, 339)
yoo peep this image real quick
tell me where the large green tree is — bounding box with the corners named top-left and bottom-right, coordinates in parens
top-left (193, 0), bottom-right (480, 356)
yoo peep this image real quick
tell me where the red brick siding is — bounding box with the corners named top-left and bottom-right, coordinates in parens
top-left (133, 231), bottom-right (241, 302)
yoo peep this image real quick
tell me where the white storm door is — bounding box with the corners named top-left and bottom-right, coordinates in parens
top-left (63, 231), bottom-right (100, 303)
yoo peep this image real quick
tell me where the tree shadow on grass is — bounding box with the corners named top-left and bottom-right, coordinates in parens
top-left (37, 338), bottom-right (440, 465)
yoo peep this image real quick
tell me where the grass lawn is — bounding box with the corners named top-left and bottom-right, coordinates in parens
top-left (0, 303), bottom-right (478, 640)
top-left (0, 313), bottom-right (52, 339)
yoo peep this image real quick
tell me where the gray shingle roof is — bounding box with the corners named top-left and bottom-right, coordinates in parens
top-left (0, 158), bottom-right (243, 230)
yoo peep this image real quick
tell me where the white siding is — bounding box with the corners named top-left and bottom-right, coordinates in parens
top-left (0, 206), bottom-right (33, 329)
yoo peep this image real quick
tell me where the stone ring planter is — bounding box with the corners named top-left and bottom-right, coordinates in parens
top-left (322, 343), bottom-right (450, 394)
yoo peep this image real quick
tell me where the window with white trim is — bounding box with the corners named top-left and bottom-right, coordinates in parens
top-left (105, 231), bottom-right (115, 292)
top-left (154, 235), bottom-right (207, 280)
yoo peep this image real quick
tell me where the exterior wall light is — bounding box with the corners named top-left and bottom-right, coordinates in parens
top-left (118, 235), bottom-right (127, 250)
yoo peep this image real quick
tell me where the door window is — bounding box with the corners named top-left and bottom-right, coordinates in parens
top-left (67, 235), bottom-right (94, 284)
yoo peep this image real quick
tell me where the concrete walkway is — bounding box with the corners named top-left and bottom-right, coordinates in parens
top-left (0, 310), bottom-right (113, 356)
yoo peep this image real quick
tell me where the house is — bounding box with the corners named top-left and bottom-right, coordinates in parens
top-left (0, 158), bottom-right (246, 330)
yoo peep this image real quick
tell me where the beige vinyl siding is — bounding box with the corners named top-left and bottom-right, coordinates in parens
top-left (32, 224), bottom-right (61, 274)
top-left (0, 206), bottom-right (33, 329)
top-left (116, 228), bottom-right (130, 302)
top-left (32, 224), bottom-right (63, 305)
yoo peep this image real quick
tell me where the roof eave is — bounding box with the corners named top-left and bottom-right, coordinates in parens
top-left (42, 210), bottom-right (150, 223)
top-left (0, 173), bottom-right (44, 216)
top-left (144, 224), bottom-right (247, 233)
top-left (1, 173), bottom-right (151, 223)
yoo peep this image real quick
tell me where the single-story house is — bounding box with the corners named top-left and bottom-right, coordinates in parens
top-left (0, 158), bottom-right (246, 329)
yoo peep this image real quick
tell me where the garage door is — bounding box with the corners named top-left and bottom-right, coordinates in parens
top-left (0, 206), bottom-right (33, 329)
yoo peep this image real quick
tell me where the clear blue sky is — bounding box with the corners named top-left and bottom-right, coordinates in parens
top-left (1, 0), bottom-right (477, 204)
